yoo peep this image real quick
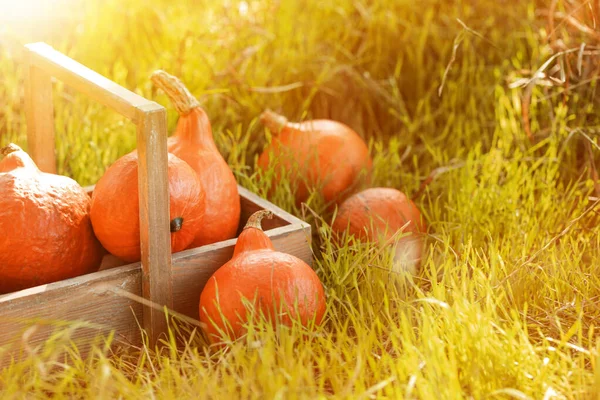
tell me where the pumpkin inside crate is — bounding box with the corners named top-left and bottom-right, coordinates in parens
top-left (0, 42), bottom-right (312, 364)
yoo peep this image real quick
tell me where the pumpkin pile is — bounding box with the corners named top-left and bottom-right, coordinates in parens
top-left (0, 68), bottom-right (426, 348)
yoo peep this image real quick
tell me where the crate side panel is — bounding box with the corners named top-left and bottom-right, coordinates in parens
top-left (238, 186), bottom-right (298, 232)
top-left (0, 266), bottom-right (143, 363)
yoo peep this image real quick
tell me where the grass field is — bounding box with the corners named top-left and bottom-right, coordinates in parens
top-left (1, 0), bottom-right (600, 398)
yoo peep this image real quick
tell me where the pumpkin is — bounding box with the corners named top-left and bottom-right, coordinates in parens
top-left (199, 210), bottom-right (326, 343)
top-left (90, 150), bottom-right (205, 263)
top-left (257, 109), bottom-right (372, 207)
top-left (331, 187), bottom-right (427, 275)
top-left (150, 70), bottom-right (241, 248)
top-left (0, 143), bottom-right (104, 293)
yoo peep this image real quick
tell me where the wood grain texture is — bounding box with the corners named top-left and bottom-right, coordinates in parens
top-left (238, 186), bottom-right (308, 229)
top-left (24, 50), bottom-right (56, 174)
top-left (135, 104), bottom-right (172, 347)
top-left (0, 265), bottom-right (143, 365)
top-left (24, 42), bottom-right (154, 122)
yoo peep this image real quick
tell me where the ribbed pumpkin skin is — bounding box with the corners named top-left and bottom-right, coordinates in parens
top-left (167, 108), bottom-right (241, 248)
top-left (90, 150), bottom-right (206, 263)
top-left (199, 211), bottom-right (326, 343)
top-left (0, 145), bottom-right (104, 294)
top-left (258, 114), bottom-right (372, 207)
top-left (331, 187), bottom-right (427, 274)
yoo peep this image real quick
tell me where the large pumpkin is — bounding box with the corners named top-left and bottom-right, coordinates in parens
top-left (0, 143), bottom-right (104, 293)
top-left (90, 150), bottom-right (205, 263)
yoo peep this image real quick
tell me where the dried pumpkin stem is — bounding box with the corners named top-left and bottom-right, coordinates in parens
top-left (244, 210), bottom-right (274, 230)
top-left (1, 143), bottom-right (22, 157)
top-left (150, 70), bottom-right (200, 116)
top-left (260, 109), bottom-right (288, 134)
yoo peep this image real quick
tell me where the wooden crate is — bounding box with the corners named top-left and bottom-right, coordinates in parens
top-left (0, 43), bottom-right (312, 362)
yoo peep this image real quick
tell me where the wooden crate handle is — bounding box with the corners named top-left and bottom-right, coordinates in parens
top-left (23, 42), bottom-right (172, 348)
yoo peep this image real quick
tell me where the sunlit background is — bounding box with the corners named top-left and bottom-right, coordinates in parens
top-left (0, 0), bottom-right (600, 397)
top-left (0, 0), bottom-right (84, 43)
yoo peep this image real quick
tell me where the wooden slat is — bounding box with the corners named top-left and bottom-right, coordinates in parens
top-left (24, 52), bottom-right (56, 174)
top-left (237, 186), bottom-right (308, 228)
top-left (25, 42), bottom-right (154, 122)
top-left (0, 265), bottom-right (142, 365)
top-left (135, 104), bottom-right (172, 347)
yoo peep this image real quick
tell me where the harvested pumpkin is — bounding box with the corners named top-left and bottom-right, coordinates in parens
top-left (90, 150), bottom-right (205, 263)
top-left (199, 210), bottom-right (326, 343)
top-left (331, 187), bottom-right (427, 275)
top-left (0, 143), bottom-right (104, 293)
top-left (257, 109), bottom-right (372, 207)
top-left (150, 70), bottom-right (241, 248)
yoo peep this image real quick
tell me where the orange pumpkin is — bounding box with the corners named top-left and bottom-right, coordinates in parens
top-left (257, 109), bottom-right (372, 207)
top-left (150, 70), bottom-right (241, 248)
top-left (0, 143), bottom-right (104, 293)
top-left (331, 187), bottom-right (427, 275)
top-left (90, 150), bottom-right (205, 263)
top-left (199, 210), bottom-right (326, 343)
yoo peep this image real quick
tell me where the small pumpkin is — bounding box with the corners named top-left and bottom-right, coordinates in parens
top-left (150, 70), bottom-right (241, 248)
top-left (90, 150), bottom-right (205, 263)
top-left (0, 143), bottom-right (104, 293)
top-left (331, 187), bottom-right (427, 275)
top-left (199, 210), bottom-right (326, 343)
top-left (257, 109), bottom-right (372, 207)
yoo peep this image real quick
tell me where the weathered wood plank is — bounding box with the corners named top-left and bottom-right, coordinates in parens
top-left (0, 265), bottom-right (143, 365)
top-left (238, 185), bottom-right (308, 229)
top-left (25, 42), bottom-right (154, 122)
top-left (23, 50), bottom-right (56, 174)
top-left (134, 104), bottom-right (172, 348)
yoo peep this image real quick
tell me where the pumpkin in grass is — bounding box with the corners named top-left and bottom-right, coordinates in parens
top-left (199, 210), bottom-right (326, 344)
top-left (257, 109), bottom-right (372, 208)
top-left (0, 143), bottom-right (104, 294)
top-left (331, 187), bottom-right (427, 275)
top-left (90, 150), bottom-right (205, 263)
top-left (150, 70), bottom-right (241, 248)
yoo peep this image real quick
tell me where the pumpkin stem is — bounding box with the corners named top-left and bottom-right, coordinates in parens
top-left (1, 143), bottom-right (22, 157)
top-left (170, 217), bottom-right (184, 233)
top-left (244, 210), bottom-right (274, 231)
top-left (260, 109), bottom-right (288, 134)
top-left (150, 70), bottom-right (200, 116)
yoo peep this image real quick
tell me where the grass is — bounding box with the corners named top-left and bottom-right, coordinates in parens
top-left (1, 0), bottom-right (600, 398)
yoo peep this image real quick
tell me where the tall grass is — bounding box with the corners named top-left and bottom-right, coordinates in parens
top-left (1, 0), bottom-right (599, 398)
